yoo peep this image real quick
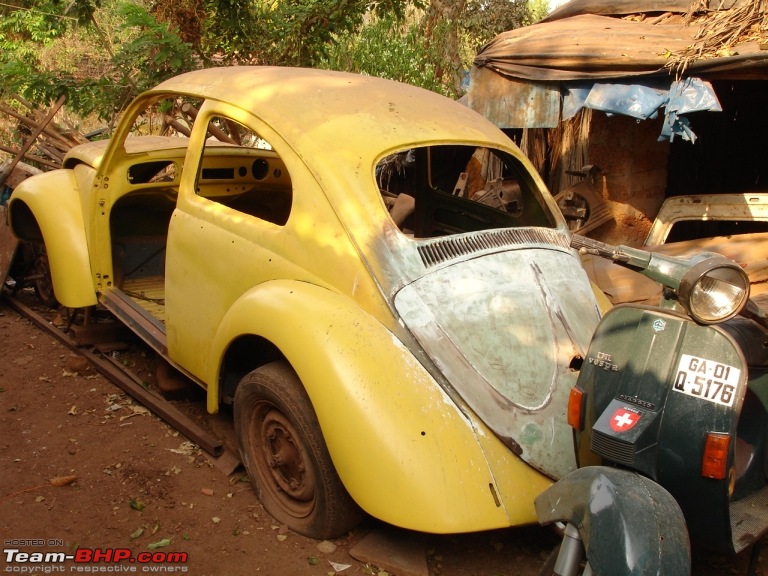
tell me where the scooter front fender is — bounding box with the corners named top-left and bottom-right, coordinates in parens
top-left (535, 466), bottom-right (690, 576)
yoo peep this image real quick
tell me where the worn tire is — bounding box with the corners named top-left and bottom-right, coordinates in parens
top-left (234, 361), bottom-right (363, 539)
top-left (32, 251), bottom-right (57, 308)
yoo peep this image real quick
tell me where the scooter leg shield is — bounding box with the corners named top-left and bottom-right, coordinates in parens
top-left (535, 466), bottom-right (690, 576)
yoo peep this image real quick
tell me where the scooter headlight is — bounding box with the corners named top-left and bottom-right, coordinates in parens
top-left (679, 257), bottom-right (749, 324)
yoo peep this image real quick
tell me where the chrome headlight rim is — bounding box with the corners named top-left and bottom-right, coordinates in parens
top-left (679, 256), bottom-right (750, 324)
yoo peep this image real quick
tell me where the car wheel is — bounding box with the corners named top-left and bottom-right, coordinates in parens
top-left (234, 361), bottom-right (363, 539)
top-left (32, 250), bottom-right (57, 307)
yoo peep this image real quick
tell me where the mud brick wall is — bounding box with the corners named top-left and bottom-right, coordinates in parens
top-left (587, 113), bottom-right (670, 246)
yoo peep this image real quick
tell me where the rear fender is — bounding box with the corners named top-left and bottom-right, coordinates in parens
top-left (535, 466), bottom-right (690, 575)
top-left (207, 279), bottom-right (552, 533)
top-left (8, 170), bottom-right (96, 307)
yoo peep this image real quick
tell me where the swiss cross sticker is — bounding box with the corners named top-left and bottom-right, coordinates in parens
top-left (609, 408), bottom-right (641, 432)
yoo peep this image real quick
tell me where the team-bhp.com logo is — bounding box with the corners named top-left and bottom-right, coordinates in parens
top-left (3, 544), bottom-right (189, 573)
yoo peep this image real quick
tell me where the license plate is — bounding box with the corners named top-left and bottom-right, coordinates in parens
top-left (672, 354), bottom-right (741, 407)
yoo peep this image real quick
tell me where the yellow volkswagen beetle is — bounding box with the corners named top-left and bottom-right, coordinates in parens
top-left (8, 67), bottom-right (602, 540)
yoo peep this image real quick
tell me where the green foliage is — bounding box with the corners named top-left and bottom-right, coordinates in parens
top-left (200, 0), bottom-right (258, 61)
top-left (112, 3), bottom-right (195, 92)
top-left (0, 0), bottom-right (541, 125)
top-left (251, 0), bottom-right (371, 67)
top-left (0, 0), bottom-right (67, 53)
top-left (321, 11), bottom-right (450, 95)
top-left (321, 0), bottom-right (534, 98)
top-left (528, 0), bottom-right (550, 22)
top-left (463, 0), bottom-right (535, 49)
top-left (196, 0), bottom-right (419, 67)
top-left (59, 0), bottom-right (103, 26)
top-left (0, 1), bottom-right (194, 121)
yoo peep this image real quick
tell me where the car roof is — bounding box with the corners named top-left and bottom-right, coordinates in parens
top-left (145, 66), bottom-right (512, 161)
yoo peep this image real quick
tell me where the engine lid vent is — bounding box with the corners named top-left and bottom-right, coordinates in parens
top-left (417, 228), bottom-right (568, 268)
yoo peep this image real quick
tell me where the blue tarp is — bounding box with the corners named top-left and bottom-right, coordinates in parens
top-left (562, 77), bottom-right (722, 143)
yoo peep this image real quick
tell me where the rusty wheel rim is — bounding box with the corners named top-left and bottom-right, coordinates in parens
top-left (251, 402), bottom-right (316, 518)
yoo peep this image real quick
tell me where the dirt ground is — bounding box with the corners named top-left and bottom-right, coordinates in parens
top-left (1, 290), bottom-right (767, 576)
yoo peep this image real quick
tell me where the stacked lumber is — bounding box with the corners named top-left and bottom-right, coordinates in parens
top-left (0, 94), bottom-right (88, 171)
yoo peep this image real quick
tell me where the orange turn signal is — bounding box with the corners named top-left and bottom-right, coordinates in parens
top-left (567, 386), bottom-right (585, 431)
top-left (702, 433), bottom-right (731, 480)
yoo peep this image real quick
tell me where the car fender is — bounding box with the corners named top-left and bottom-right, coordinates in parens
top-left (535, 466), bottom-right (690, 575)
top-left (208, 279), bottom-right (552, 533)
top-left (8, 170), bottom-right (97, 307)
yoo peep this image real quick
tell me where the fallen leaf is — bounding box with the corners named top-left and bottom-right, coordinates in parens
top-left (129, 499), bottom-right (145, 512)
top-left (49, 475), bottom-right (77, 487)
top-left (317, 540), bottom-right (337, 553)
top-left (130, 528), bottom-right (144, 540)
top-left (276, 534), bottom-right (288, 542)
top-left (167, 441), bottom-right (197, 455)
top-left (147, 538), bottom-right (171, 550)
top-left (307, 556), bottom-right (319, 565)
top-left (67, 406), bottom-right (78, 415)
top-left (212, 517), bottom-right (221, 524)
top-left (129, 406), bottom-right (150, 417)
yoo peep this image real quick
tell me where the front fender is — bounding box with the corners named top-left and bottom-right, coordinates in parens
top-left (209, 280), bottom-right (553, 533)
top-left (8, 170), bottom-right (96, 307)
top-left (535, 466), bottom-right (690, 576)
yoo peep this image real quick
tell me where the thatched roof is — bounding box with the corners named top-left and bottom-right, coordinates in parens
top-left (474, 0), bottom-right (768, 81)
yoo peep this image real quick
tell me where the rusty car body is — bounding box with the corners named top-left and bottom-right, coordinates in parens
top-left (7, 66), bottom-right (604, 539)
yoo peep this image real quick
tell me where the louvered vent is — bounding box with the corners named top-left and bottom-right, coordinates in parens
top-left (591, 430), bottom-right (636, 466)
top-left (417, 228), bottom-right (569, 268)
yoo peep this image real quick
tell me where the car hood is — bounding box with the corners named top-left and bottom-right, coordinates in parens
top-left (394, 245), bottom-right (600, 480)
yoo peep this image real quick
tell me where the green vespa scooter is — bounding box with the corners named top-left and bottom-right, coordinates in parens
top-left (537, 234), bottom-right (768, 575)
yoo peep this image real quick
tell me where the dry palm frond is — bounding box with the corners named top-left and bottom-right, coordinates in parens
top-left (666, 0), bottom-right (768, 76)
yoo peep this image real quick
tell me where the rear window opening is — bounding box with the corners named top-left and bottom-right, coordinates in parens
top-left (376, 145), bottom-right (555, 238)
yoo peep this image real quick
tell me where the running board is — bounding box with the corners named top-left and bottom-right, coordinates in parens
top-left (100, 288), bottom-right (168, 356)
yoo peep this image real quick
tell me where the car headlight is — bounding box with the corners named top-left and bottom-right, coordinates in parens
top-left (679, 257), bottom-right (750, 324)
